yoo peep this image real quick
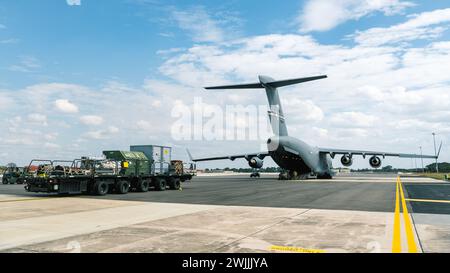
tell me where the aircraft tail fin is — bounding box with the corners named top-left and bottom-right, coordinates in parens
top-left (204, 75), bottom-right (327, 137)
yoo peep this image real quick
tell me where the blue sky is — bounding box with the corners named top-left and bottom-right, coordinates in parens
top-left (0, 0), bottom-right (449, 169)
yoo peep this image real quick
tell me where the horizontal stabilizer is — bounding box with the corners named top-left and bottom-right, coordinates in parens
top-left (204, 75), bottom-right (327, 90)
top-left (266, 75), bottom-right (327, 88)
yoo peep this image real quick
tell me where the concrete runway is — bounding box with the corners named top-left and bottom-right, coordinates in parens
top-left (0, 173), bottom-right (449, 253)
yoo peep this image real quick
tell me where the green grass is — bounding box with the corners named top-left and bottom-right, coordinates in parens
top-left (419, 173), bottom-right (449, 181)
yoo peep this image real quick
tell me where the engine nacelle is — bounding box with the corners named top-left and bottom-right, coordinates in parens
top-left (248, 157), bottom-right (264, 169)
top-left (340, 154), bottom-right (353, 167)
top-left (369, 156), bottom-right (382, 168)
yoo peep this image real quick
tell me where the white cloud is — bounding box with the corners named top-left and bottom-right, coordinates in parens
top-left (152, 100), bottom-right (161, 108)
top-left (330, 112), bottom-right (379, 127)
top-left (171, 6), bottom-right (237, 43)
top-left (27, 113), bottom-right (48, 126)
top-left (311, 127), bottom-right (329, 138)
top-left (54, 99), bottom-right (79, 113)
top-left (108, 126), bottom-right (119, 133)
top-left (299, 0), bottom-right (414, 32)
top-left (84, 126), bottom-right (119, 140)
top-left (353, 8), bottom-right (450, 46)
top-left (283, 98), bottom-right (324, 122)
top-left (136, 120), bottom-right (153, 131)
top-left (8, 56), bottom-right (40, 73)
top-left (0, 39), bottom-right (19, 44)
top-left (0, 93), bottom-right (14, 110)
top-left (80, 115), bottom-right (104, 126)
top-left (66, 0), bottom-right (81, 6)
top-left (44, 133), bottom-right (58, 141)
top-left (44, 142), bottom-right (60, 149)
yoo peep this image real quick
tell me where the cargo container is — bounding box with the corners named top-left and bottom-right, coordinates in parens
top-left (130, 145), bottom-right (172, 174)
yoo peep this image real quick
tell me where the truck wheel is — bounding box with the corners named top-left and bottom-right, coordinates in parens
top-left (2, 178), bottom-right (8, 185)
top-left (116, 181), bottom-right (130, 194)
top-left (154, 178), bottom-right (166, 191)
top-left (94, 181), bottom-right (109, 196)
top-left (137, 179), bottom-right (149, 192)
top-left (168, 178), bottom-right (181, 190)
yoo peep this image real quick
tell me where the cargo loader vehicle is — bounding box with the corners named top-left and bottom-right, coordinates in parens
top-left (24, 145), bottom-right (196, 195)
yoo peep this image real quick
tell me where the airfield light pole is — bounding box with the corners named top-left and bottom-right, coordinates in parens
top-left (419, 146), bottom-right (424, 173)
top-left (432, 132), bottom-right (439, 173)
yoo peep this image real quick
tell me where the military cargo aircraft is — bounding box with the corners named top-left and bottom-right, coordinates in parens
top-left (189, 75), bottom-right (441, 179)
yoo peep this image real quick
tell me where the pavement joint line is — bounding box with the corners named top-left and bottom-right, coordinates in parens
top-left (213, 209), bottom-right (313, 252)
top-left (269, 245), bottom-right (325, 253)
top-left (405, 198), bottom-right (450, 204)
top-left (392, 177), bottom-right (401, 253)
top-left (0, 197), bottom-right (67, 203)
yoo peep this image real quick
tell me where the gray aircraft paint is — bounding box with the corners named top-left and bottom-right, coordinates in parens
top-left (191, 75), bottom-right (440, 179)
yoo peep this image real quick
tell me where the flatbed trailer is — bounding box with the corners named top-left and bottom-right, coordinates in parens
top-left (25, 172), bottom-right (193, 195)
top-left (24, 148), bottom-right (196, 195)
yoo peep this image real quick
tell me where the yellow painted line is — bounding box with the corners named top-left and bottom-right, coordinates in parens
top-left (392, 177), bottom-right (402, 253)
top-left (398, 177), bottom-right (418, 253)
top-left (405, 198), bottom-right (450, 204)
top-left (0, 197), bottom-right (59, 203)
top-left (269, 245), bottom-right (325, 253)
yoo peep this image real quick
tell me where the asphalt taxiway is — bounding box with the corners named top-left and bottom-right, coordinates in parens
top-left (0, 173), bottom-right (449, 253)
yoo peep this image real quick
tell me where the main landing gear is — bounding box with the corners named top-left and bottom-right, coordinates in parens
top-left (317, 173), bottom-right (333, 179)
top-left (278, 170), bottom-right (333, 180)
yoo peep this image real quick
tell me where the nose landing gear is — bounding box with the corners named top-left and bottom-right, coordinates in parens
top-left (317, 173), bottom-right (333, 179)
top-left (278, 170), bottom-right (310, 180)
top-left (250, 168), bottom-right (261, 178)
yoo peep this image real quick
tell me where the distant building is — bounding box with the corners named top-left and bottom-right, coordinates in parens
top-left (333, 168), bottom-right (351, 173)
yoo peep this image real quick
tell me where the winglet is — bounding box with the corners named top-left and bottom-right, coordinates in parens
top-left (186, 149), bottom-right (195, 162)
top-left (437, 141), bottom-right (443, 158)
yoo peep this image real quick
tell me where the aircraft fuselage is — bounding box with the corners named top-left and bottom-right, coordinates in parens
top-left (267, 136), bottom-right (333, 177)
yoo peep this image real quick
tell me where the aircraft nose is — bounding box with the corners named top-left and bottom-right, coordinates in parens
top-left (267, 137), bottom-right (280, 152)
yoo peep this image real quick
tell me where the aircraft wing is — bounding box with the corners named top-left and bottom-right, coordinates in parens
top-left (187, 150), bottom-right (269, 162)
top-left (318, 147), bottom-right (439, 159)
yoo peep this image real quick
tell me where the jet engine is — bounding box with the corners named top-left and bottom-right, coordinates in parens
top-left (369, 156), bottom-right (382, 168)
top-left (340, 154), bottom-right (353, 167)
top-left (248, 157), bottom-right (264, 168)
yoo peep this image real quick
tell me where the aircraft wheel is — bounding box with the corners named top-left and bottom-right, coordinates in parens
top-left (278, 172), bottom-right (288, 180)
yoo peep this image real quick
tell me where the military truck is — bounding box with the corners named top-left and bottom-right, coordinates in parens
top-left (2, 163), bottom-right (24, 185)
top-left (24, 145), bottom-right (196, 195)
